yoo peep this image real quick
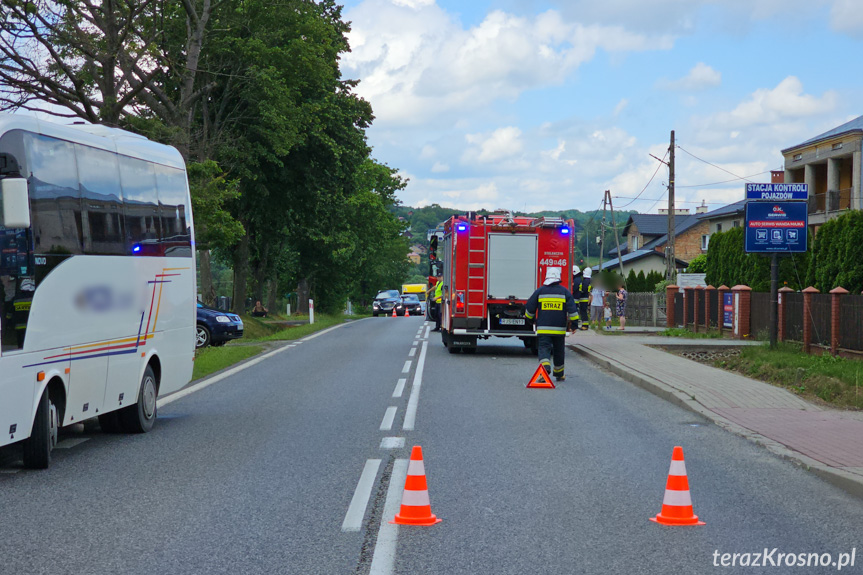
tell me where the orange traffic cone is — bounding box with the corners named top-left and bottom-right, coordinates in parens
top-left (404, 306), bottom-right (410, 317)
top-left (391, 307), bottom-right (397, 318)
top-left (391, 446), bottom-right (442, 526)
top-left (650, 446), bottom-right (705, 526)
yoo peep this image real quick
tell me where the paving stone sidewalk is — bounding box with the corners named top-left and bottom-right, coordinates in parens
top-left (568, 329), bottom-right (863, 495)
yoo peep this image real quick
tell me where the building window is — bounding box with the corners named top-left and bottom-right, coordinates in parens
top-left (716, 223), bottom-right (722, 232)
top-left (701, 235), bottom-right (710, 251)
top-left (733, 220), bottom-right (740, 228)
top-left (793, 154), bottom-right (802, 161)
top-left (630, 235), bottom-right (639, 252)
top-left (832, 142), bottom-right (843, 150)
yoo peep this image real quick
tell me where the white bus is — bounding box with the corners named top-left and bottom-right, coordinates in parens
top-left (0, 115), bottom-right (196, 468)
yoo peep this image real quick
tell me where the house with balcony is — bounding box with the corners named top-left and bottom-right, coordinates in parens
top-left (782, 114), bottom-right (863, 231)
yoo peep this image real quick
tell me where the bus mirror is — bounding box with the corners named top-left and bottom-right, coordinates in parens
top-left (1, 178), bottom-right (30, 229)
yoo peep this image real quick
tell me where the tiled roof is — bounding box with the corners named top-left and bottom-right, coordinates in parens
top-left (697, 199), bottom-right (748, 220)
top-left (611, 214), bottom-right (701, 256)
top-left (599, 249), bottom-right (689, 270)
top-left (783, 114), bottom-right (863, 152)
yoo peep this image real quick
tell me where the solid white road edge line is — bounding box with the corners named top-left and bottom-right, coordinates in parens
top-left (341, 459), bottom-right (382, 533)
top-left (158, 317), bottom-right (371, 409)
top-left (401, 360), bottom-right (412, 374)
top-left (380, 407), bottom-right (397, 431)
top-left (393, 378), bottom-right (406, 398)
top-left (424, 326), bottom-right (430, 339)
top-left (403, 341), bottom-right (428, 431)
top-left (369, 458), bottom-right (408, 575)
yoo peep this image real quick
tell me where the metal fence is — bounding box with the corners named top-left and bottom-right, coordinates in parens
top-left (809, 294), bottom-right (831, 347)
top-left (708, 290), bottom-right (719, 328)
top-left (750, 292), bottom-right (771, 339)
top-left (784, 293), bottom-right (804, 342)
top-left (839, 295), bottom-right (863, 352)
top-left (619, 292), bottom-right (665, 326)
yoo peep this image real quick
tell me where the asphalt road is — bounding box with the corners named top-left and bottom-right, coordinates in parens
top-left (1, 317), bottom-right (862, 575)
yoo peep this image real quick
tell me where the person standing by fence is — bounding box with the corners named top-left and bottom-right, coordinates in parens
top-left (590, 280), bottom-right (606, 331)
top-left (616, 285), bottom-right (627, 330)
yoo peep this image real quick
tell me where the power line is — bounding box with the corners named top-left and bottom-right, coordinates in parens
top-left (676, 170), bottom-right (772, 188)
top-left (676, 145), bottom-right (760, 183)
top-left (616, 149), bottom-right (669, 209)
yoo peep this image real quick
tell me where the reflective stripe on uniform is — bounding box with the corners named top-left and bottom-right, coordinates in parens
top-left (537, 294), bottom-right (566, 301)
top-left (537, 327), bottom-right (567, 335)
top-left (568, 313), bottom-right (579, 321)
top-left (524, 310), bottom-right (534, 319)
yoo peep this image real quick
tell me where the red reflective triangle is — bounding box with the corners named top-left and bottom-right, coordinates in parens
top-left (526, 364), bottom-right (555, 389)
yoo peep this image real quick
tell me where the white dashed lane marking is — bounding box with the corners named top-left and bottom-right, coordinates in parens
top-left (393, 378), bottom-right (406, 398)
top-left (380, 407), bottom-right (397, 431)
top-left (380, 437), bottom-right (405, 449)
top-left (402, 360), bottom-right (412, 374)
top-left (342, 459), bottom-right (382, 533)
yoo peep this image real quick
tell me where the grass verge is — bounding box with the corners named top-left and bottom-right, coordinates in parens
top-left (659, 327), bottom-right (723, 339)
top-left (193, 345), bottom-right (264, 380)
top-left (254, 314), bottom-right (367, 341)
top-left (714, 341), bottom-right (863, 409)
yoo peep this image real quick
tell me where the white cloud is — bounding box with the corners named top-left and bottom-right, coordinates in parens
top-left (431, 162), bottom-right (450, 173)
top-left (658, 62), bottom-right (721, 91)
top-left (391, 0), bottom-right (434, 8)
top-left (613, 99), bottom-right (628, 116)
top-left (464, 126), bottom-right (524, 164)
top-left (342, 3), bottom-right (673, 126)
top-left (830, 0), bottom-right (863, 36)
top-left (723, 77), bottom-right (837, 127)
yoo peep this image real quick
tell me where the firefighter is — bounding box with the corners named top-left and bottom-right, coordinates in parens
top-left (431, 274), bottom-right (444, 332)
top-left (524, 267), bottom-right (579, 382)
top-left (576, 266), bottom-right (592, 330)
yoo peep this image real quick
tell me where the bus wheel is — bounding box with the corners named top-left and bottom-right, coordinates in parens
top-left (119, 365), bottom-right (157, 433)
top-left (22, 389), bottom-right (59, 469)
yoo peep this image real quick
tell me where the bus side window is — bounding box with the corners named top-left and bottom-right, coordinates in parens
top-left (76, 144), bottom-right (125, 255)
top-left (118, 155), bottom-right (160, 255)
top-left (23, 133), bottom-right (83, 256)
top-left (154, 164), bottom-right (192, 257)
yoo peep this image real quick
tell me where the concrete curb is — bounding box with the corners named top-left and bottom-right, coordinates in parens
top-left (570, 343), bottom-right (863, 500)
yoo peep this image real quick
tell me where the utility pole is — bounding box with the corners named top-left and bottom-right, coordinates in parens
top-left (606, 190), bottom-right (625, 279)
top-left (599, 192), bottom-right (607, 274)
top-left (666, 130), bottom-right (676, 282)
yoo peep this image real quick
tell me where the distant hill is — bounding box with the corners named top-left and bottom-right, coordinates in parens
top-left (393, 204), bottom-right (639, 239)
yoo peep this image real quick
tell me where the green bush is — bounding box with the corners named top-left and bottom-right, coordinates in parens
top-left (704, 227), bottom-right (811, 291)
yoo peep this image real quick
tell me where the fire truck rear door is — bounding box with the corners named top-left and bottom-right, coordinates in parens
top-left (487, 234), bottom-right (538, 300)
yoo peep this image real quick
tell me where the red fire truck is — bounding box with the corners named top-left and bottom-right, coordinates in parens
top-left (438, 213), bottom-right (575, 353)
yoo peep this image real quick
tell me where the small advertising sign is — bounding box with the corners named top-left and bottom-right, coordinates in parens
top-left (722, 292), bottom-right (733, 329)
top-left (744, 202), bottom-right (808, 253)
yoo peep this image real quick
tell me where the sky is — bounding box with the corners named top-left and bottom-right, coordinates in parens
top-left (338, 0), bottom-right (863, 214)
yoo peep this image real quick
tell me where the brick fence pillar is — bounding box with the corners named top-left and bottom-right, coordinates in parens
top-left (666, 285), bottom-right (679, 328)
top-left (777, 286), bottom-right (793, 342)
top-left (693, 287), bottom-right (703, 333)
top-left (704, 285), bottom-right (715, 330)
top-left (829, 287), bottom-right (848, 356)
top-left (717, 285), bottom-right (730, 336)
top-left (731, 285), bottom-right (752, 340)
top-left (802, 286), bottom-right (819, 355)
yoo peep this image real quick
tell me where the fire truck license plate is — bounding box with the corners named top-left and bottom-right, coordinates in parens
top-left (500, 318), bottom-right (525, 325)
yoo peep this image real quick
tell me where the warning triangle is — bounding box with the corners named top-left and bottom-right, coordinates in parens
top-left (526, 364), bottom-right (555, 389)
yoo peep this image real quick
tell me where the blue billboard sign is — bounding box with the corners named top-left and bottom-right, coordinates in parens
top-left (744, 202), bottom-right (808, 253)
top-left (745, 183), bottom-right (808, 201)
top-left (722, 292), bottom-right (733, 329)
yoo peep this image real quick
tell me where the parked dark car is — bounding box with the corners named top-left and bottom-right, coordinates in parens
top-left (373, 290), bottom-right (401, 316)
top-left (398, 294), bottom-right (423, 316)
top-left (196, 302), bottom-right (244, 348)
